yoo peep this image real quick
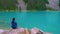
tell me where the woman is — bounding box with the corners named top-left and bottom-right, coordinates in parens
top-left (11, 18), bottom-right (17, 29)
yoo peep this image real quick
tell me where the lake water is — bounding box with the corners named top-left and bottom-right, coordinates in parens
top-left (0, 11), bottom-right (60, 34)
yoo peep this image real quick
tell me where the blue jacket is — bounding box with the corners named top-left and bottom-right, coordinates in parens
top-left (11, 20), bottom-right (17, 29)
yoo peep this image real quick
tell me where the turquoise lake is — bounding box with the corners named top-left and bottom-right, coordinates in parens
top-left (0, 11), bottom-right (60, 34)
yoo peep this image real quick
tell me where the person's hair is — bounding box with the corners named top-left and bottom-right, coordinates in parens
top-left (12, 18), bottom-right (15, 20)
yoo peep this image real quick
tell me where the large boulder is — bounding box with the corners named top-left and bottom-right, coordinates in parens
top-left (31, 27), bottom-right (44, 34)
top-left (1, 28), bottom-right (25, 34)
top-left (30, 27), bottom-right (52, 34)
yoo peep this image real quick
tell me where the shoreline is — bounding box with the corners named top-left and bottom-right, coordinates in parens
top-left (0, 27), bottom-right (52, 34)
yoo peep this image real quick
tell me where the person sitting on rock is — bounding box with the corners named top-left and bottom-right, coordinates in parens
top-left (11, 18), bottom-right (17, 29)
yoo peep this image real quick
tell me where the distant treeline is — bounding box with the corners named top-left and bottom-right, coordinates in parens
top-left (23, 0), bottom-right (49, 10)
top-left (0, 0), bottom-right (18, 10)
top-left (0, 0), bottom-right (59, 10)
top-left (0, 0), bottom-right (49, 10)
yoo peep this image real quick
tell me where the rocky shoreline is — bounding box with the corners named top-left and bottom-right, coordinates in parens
top-left (0, 27), bottom-right (52, 34)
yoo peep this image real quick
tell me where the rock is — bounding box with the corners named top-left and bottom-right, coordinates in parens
top-left (48, 0), bottom-right (59, 10)
top-left (1, 28), bottom-right (25, 34)
top-left (1, 27), bottom-right (52, 34)
top-left (25, 28), bottom-right (29, 34)
top-left (44, 32), bottom-right (52, 34)
top-left (1, 30), bottom-right (9, 34)
top-left (0, 29), bottom-right (5, 34)
top-left (31, 27), bottom-right (44, 34)
top-left (18, 0), bottom-right (27, 10)
top-left (9, 28), bottom-right (25, 34)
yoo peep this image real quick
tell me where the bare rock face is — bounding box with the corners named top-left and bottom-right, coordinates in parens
top-left (31, 27), bottom-right (44, 34)
top-left (1, 28), bottom-right (30, 34)
top-left (9, 28), bottom-right (25, 34)
top-left (18, 0), bottom-right (27, 10)
top-left (0, 29), bottom-right (5, 34)
top-left (1, 28), bottom-right (25, 34)
top-left (48, 0), bottom-right (59, 10)
top-left (1, 27), bottom-right (52, 34)
top-left (30, 27), bottom-right (52, 34)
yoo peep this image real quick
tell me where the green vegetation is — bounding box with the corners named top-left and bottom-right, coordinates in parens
top-left (23, 0), bottom-right (49, 10)
top-left (0, 0), bottom-right (48, 10)
top-left (0, 0), bottom-right (18, 10)
top-left (59, 0), bottom-right (60, 7)
top-left (47, 7), bottom-right (56, 11)
top-left (0, 0), bottom-right (59, 10)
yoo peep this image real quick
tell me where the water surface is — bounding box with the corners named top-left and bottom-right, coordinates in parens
top-left (0, 11), bottom-right (60, 34)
